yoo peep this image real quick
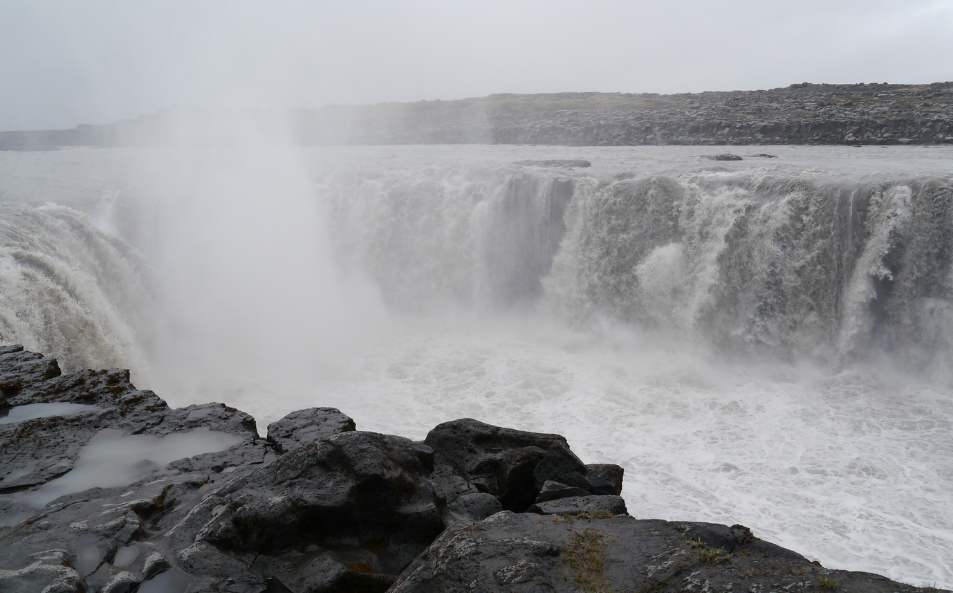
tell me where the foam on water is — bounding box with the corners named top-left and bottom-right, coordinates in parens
top-left (19, 427), bottom-right (243, 507)
top-left (0, 402), bottom-right (100, 425)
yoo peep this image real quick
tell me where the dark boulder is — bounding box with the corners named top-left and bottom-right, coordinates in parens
top-left (446, 492), bottom-right (502, 524)
top-left (424, 418), bottom-right (568, 512)
top-left (196, 431), bottom-right (441, 559)
top-left (532, 441), bottom-right (589, 490)
top-left (424, 419), bottom-right (624, 512)
top-left (429, 464), bottom-right (502, 524)
top-left (265, 407), bottom-right (356, 453)
top-left (584, 463), bottom-right (624, 496)
top-left (176, 431), bottom-right (446, 592)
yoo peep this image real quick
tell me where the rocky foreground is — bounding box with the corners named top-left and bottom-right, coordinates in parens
top-left (2, 82), bottom-right (952, 150)
top-left (0, 345), bottom-right (945, 593)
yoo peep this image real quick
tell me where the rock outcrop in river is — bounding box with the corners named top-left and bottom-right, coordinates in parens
top-left (3, 82), bottom-right (952, 150)
top-left (0, 345), bottom-right (945, 592)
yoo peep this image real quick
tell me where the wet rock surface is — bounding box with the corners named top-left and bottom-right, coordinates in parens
top-left (265, 407), bottom-right (356, 454)
top-left (174, 431), bottom-right (444, 592)
top-left (391, 512), bottom-right (937, 593)
top-left (424, 418), bottom-right (624, 514)
top-left (0, 346), bottom-right (61, 404)
top-left (528, 494), bottom-right (628, 516)
top-left (0, 346), bottom-right (945, 592)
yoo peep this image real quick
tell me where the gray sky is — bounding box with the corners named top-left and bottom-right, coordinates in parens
top-left (1, 0), bottom-right (952, 131)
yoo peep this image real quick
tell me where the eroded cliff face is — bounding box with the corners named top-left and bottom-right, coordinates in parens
top-left (0, 345), bottom-right (945, 593)
top-left (3, 82), bottom-right (953, 150)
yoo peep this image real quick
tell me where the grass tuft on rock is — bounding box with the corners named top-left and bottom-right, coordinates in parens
top-left (561, 527), bottom-right (616, 593)
top-left (684, 537), bottom-right (707, 549)
top-left (697, 548), bottom-right (732, 564)
top-left (818, 576), bottom-right (839, 589)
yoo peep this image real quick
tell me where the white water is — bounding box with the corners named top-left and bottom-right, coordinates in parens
top-left (0, 145), bottom-right (951, 587)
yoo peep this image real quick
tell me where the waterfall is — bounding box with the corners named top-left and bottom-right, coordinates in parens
top-left (0, 203), bottom-right (152, 376)
top-left (322, 163), bottom-right (953, 373)
top-left (3, 150), bottom-right (952, 376)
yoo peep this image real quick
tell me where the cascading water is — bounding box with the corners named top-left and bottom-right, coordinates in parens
top-left (0, 145), bottom-right (951, 587)
top-left (0, 202), bottom-right (152, 376)
top-left (324, 167), bottom-right (573, 311)
top-left (323, 156), bottom-right (953, 376)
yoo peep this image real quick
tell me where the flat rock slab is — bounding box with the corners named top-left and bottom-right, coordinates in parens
top-left (528, 494), bottom-right (627, 516)
top-left (392, 511), bottom-right (943, 593)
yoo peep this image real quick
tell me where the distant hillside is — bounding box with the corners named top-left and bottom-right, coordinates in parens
top-left (3, 82), bottom-right (953, 149)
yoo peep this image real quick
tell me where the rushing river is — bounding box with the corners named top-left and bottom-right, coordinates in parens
top-left (1, 145), bottom-right (951, 587)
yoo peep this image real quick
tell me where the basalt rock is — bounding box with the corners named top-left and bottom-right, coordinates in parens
top-left (584, 463), bottom-right (624, 496)
top-left (423, 419), bottom-right (624, 513)
top-left (424, 418), bottom-right (570, 512)
top-left (0, 345), bottom-right (61, 402)
top-left (179, 431), bottom-right (445, 591)
top-left (391, 512), bottom-right (933, 593)
top-left (532, 441), bottom-right (590, 491)
top-left (0, 367), bottom-right (168, 503)
top-left (0, 346), bottom-right (273, 592)
top-left (533, 442), bottom-right (625, 496)
top-left (429, 464), bottom-right (503, 525)
top-left (533, 480), bottom-right (590, 504)
top-left (528, 494), bottom-right (628, 516)
top-left (0, 366), bottom-right (263, 523)
top-left (265, 407), bottom-right (356, 453)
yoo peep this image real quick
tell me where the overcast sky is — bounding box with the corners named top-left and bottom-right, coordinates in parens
top-left (1, 0), bottom-right (952, 131)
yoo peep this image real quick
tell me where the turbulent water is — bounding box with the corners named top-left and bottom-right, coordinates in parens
top-left (1, 145), bottom-right (952, 587)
